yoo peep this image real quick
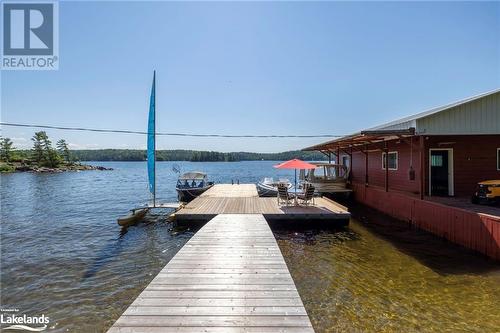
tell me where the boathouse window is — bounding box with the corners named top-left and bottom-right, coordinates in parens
top-left (431, 155), bottom-right (443, 167)
top-left (382, 151), bottom-right (398, 170)
top-left (342, 156), bottom-right (350, 168)
top-left (497, 148), bottom-right (500, 170)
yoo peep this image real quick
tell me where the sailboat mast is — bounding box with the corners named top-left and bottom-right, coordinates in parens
top-left (153, 70), bottom-right (156, 207)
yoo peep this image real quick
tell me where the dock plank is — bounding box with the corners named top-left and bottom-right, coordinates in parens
top-left (176, 184), bottom-right (350, 222)
top-left (107, 214), bottom-right (314, 333)
top-left (131, 298), bottom-right (304, 307)
top-left (200, 184), bottom-right (259, 198)
top-left (108, 328), bottom-right (313, 333)
top-left (113, 315), bottom-right (313, 327)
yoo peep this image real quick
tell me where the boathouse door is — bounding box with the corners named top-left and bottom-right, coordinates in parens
top-left (429, 148), bottom-right (454, 196)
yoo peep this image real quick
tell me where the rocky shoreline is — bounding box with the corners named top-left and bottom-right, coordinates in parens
top-left (0, 162), bottom-right (113, 173)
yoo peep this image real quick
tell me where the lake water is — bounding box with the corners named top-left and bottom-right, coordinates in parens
top-left (1, 161), bottom-right (499, 332)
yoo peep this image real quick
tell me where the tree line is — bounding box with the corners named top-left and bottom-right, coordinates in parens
top-left (70, 149), bottom-right (326, 162)
top-left (0, 131), bottom-right (72, 168)
top-left (0, 132), bottom-right (326, 165)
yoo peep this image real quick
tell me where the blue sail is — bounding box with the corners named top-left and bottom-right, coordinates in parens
top-left (147, 71), bottom-right (156, 198)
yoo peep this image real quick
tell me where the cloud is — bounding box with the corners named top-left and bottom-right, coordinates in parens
top-left (10, 137), bottom-right (30, 148)
top-left (68, 142), bottom-right (100, 149)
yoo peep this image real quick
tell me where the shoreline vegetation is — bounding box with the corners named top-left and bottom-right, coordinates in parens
top-left (1, 161), bottom-right (112, 173)
top-left (70, 149), bottom-right (327, 162)
top-left (0, 131), bottom-right (113, 173)
top-left (0, 132), bottom-right (326, 173)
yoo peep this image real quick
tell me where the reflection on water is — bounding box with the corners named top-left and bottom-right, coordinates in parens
top-left (1, 162), bottom-right (499, 332)
top-left (275, 205), bottom-right (500, 333)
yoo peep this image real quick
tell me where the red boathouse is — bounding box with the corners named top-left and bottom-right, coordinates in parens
top-left (304, 89), bottom-right (500, 260)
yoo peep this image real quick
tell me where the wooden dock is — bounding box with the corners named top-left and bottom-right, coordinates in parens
top-left (176, 184), bottom-right (350, 223)
top-left (107, 214), bottom-right (314, 332)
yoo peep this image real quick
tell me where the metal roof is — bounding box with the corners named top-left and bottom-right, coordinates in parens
top-left (303, 88), bottom-right (500, 151)
top-left (368, 88), bottom-right (500, 131)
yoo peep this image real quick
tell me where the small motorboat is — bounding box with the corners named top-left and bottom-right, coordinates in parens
top-left (257, 178), bottom-right (292, 197)
top-left (299, 163), bottom-right (352, 196)
top-left (117, 208), bottom-right (148, 227)
top-left (176, 171), bottom-right (214, 202)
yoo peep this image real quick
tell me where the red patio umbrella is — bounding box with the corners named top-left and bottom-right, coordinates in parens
top-left (274, 159), bottom-right (317, 191)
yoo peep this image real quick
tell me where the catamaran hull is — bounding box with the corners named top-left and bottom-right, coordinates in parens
top-left (176, 184), bottom-right (214, 202)
top-left (117, 208), bottom-right (148, 227)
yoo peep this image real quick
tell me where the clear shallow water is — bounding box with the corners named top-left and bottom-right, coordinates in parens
top-left (1, 161), bottom-right (499, 332)
top-left (275, 207), bottom-right (500, 333)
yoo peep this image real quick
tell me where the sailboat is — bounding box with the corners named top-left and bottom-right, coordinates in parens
top-left (117, 72), bottom-right (156, 226)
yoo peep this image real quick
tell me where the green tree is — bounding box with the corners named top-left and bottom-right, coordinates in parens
top-left (56, 139), bottom-right (71, 162)
top-left (31, 131), bottom-right (61, 167)
top-left (0, 137), bottom-right (14, 162)
top-left (41, 134), bottom-right (59, 167)
top-left (31, 132), bottom-right (46, 163)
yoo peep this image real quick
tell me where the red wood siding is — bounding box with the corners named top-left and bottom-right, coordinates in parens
top-left (346, 138), bottom-right (421, 194)
top-left (425, 135), bottom-right (500, 196)
top-left (352, 183), bottom-right (500, 260)
top-left (348, 135), bottom-right (500, 197)
top-left (351, 152), bottom-right (366, 184)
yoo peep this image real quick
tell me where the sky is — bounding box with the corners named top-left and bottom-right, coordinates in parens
top-left (1, 1), bottom-right (499, 153)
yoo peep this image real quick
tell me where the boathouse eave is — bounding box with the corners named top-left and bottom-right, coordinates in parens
top-left (302, 128), bottom-right (416, 152)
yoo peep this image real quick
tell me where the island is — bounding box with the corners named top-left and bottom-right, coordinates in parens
top-left (0, 131), bottom-right (112, 173)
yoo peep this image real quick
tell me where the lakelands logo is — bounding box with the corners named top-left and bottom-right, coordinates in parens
top-left (1, 1), bottom-right (59, 70)
top-left (0, 309), bottom-right (50, 332)
top-left (0, 309), bottom-right (49, 331)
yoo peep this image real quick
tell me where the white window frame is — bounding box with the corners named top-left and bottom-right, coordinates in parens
top-left (497, 148), bottom-right (500, 171)
top-left (382, 151), bottom-right (398, 170)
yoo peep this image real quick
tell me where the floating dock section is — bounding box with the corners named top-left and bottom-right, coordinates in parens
top-left (107, 214), bottom-right (315, 332)
top-left (175, 184), bottom-right (350, 224)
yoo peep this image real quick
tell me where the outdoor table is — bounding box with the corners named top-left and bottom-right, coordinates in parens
top-left (289, 188), bottom-right (304, 205)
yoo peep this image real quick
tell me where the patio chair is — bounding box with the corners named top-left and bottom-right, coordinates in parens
top-left (297, 184), bottom-right (315, 206)
top-left (277, 183), bottom-right (293, 206)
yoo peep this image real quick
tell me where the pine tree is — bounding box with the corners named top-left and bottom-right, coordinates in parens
top-left (56, 139), bottom-right (71, 162)
top-left (0, 137), bottom-right (14, 162)
top-left (41, 134), bottom-right (57, 167)
top-left (31, 131), bottom-right (60, 167)
top-left (31, 132), bottom-right (45, 164)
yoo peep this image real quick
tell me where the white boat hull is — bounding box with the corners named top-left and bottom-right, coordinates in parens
top-left (257, 181), bottom-right (292, 197)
